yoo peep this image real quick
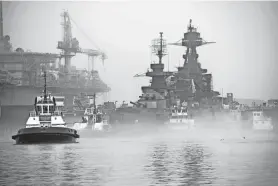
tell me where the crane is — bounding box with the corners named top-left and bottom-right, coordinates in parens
top-left (77, 48), bottom-right (107, 70)
top-left (57, 10), bottom-right (107, 77)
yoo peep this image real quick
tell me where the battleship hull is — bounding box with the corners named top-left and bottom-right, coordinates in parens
top-left (11, 127), bottom-right (79, 144)
top-left (109, 107), bottom-right (169, 125)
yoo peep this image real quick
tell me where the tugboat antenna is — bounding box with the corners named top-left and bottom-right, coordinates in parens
top-left (43, 71), bottom-right (47, 99)
top-left (93, 93), bottom-right (96, 113)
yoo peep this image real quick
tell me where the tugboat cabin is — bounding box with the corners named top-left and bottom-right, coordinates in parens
top-left (170, 106), bottom-right (188, 119)
top-left (252, 111), bottom-right (273, 130)
top-left (26, 94), bottom-right (65, 128)
top-left (35, 95), bottom-right (56, 115)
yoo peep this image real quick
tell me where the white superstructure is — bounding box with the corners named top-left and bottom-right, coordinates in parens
top-left (72, 107), bottom-right (111, 132)
top-left (165, 106), bottom-right (195, 130)
top-left (252, 111), bottom-right (273, 131)
top-left (26, 94), bottom-right (66, 128)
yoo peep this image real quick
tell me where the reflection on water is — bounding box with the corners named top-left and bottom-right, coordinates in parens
top-left (146, 141), bottom-right (216, 185)
top-left (1, 128), bottom-right (278, 186)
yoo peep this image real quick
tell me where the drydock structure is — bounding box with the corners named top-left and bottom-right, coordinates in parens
top-left (0, 3), bottom-right (109, 128)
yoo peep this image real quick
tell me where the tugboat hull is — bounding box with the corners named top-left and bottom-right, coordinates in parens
top-left (12, 127), bottom-right (79, 144)
top-left (72, 122), bottom-right (113, 137)
top-left (165, 120), bottom-right (195, 130)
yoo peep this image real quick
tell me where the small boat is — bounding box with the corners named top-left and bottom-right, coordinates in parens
top-left (165, 105), bottom-right (195, 130)
top-left (252, 110), bottom-right (273, 131)
top-left (11, 72), bottom-right (80, 144)
top-left (72, 94), bottom-right (112, 133)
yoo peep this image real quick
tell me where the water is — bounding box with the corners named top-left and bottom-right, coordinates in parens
top-left (1, 126), bottom-right (278, 186)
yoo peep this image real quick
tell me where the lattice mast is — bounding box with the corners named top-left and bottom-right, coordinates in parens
top-left (152, 32), bottom-right (167, 64)
top-left (145, 32), bottom-right (172, 94)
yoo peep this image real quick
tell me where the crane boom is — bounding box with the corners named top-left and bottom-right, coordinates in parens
top-left (57, 10), bottom-right (107, 73)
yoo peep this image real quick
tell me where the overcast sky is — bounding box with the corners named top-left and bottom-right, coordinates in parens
top-left (2, 1), bottom-right (278, 102)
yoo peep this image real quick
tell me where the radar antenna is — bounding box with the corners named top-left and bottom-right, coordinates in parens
top-left (151, 32), bottom-right (167, 64)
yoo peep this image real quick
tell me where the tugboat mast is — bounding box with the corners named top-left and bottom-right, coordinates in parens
top-left (43, 71), bottom-right (47, 100)
top-left (93, 93), bottom-right (97, 113)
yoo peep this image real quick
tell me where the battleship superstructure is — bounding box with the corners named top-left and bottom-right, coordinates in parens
top-left (135, 32), bottom-right (174, 109)
top-left (109, 20), bottom-right (220, 124)
top-left (168, 19), bottom-right (220, 107)
top-left (109, 32), bottom-right (172, 124)
top-left (0, 3), bottom-right (109, 126)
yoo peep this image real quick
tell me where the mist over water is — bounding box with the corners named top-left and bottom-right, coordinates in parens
top-left (1, 122), bottom-right (278, 186)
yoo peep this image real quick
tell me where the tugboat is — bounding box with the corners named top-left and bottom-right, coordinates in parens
top-left (165, 78), bottom-right (196, 130)
top-left (11, 72), bottom-right (80, 144)
top-left (72, 93), bottom-right (112, 133)
top-left (252, 110), bottom-right (273, 131)
top-left (165, 104), bottom-right (195, 130)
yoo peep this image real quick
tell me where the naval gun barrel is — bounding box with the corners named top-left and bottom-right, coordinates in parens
top-left (130, 101), bottom-right (140, 106)
top-left (130, 101), bottom-right (146, 107)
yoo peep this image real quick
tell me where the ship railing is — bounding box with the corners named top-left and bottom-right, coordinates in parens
top-left (171, 113), bottom-right (188, 116)
top-left (53, 111), bottom-right (62, 116)
top-left (170, 115), bottom-right (188, 119)
top-left (29, 111), bottom-right (37, 117)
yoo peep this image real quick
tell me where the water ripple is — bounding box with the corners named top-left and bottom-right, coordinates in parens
top-left (1, 130), bottom-right (278, 186)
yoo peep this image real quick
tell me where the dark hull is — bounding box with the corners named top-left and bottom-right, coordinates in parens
top-left (109, 107), bottom-right (235, 125)
top-left (108, 107), bottom-right (262, 130)
top-left (109, 108), bottom-right (169, 125)
top-left (12, 127), bottom-right (79, 144)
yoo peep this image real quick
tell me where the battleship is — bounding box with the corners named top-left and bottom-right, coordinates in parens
top-left (0, 2), bottom-right (110, 132)
top-left (109, 20), bottom-right (225, 125)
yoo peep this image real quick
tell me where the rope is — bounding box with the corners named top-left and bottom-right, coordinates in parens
top-left (69, 14), bottom-right (101, 51)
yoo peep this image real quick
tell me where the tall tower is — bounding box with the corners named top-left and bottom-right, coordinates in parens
top-left (57, 11), bottom-right (79, 79)
top-left (168, 19), bottom-right (216, 102)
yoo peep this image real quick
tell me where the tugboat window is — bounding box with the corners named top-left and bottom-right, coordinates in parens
top-left (49, 105), bottom-right (54, 113)
top-left (37, 106), bottom-right (42, 113)
top-left (43, 106), bottom-right (48, 113)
